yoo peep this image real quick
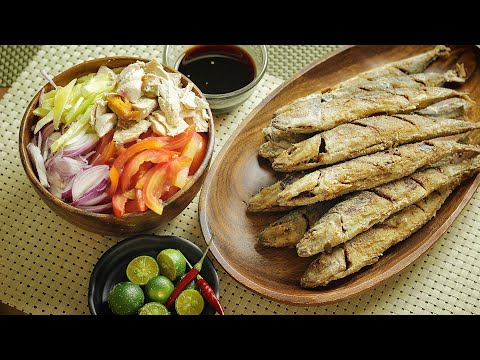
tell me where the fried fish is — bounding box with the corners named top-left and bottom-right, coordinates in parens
top-left (300, 185), bottom-right (454, 288)
top-left (259, 156), bottom-right (480, 250)
top-left (258, 126), bottom-right (311, 161)
top-left (277, 138), bottom-right (480, 207)
top-left (272, 114), bottom-right (480, 172)
top-left (416, 97), bottom-right (472, 119)
top-left (271, 86), bottom-right (467, 134)
top-left (274, 45), bottom-right (451, 117)
top-left (248, 138), bottom-right (480, 211)
top-left (296, 155), bottom-right (480, 257)
top-left (246, 171), bottom-right (306, 213)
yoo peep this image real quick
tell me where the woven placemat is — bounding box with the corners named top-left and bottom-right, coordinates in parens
top-left (0, 45), bottom-right (341, 86)
top-left (0, 46), bottom-right (41, 87)
top-left (1, 45), bottom-right (479, 315)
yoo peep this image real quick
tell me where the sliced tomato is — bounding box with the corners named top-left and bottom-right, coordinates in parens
top-left (92, 140), bottom-right (115, 166)
top-left (109, 167), bottom-right (121, 197)
top-left (112, 192), bottom-right (128, 218)
top-left (135, 189), bottom-right (147, 211)
top-left (131, 162), bottom-right (153, 188)
top-left (161, 185), bottom-right (180, 201)
top-left (94, 128), bottom-right (114, 153)
top-left (108, 138), bottom-right (168, 195)
top-left (119, 149), bottom-right (177, 193)
top-left (122, 189), bottom-right (136, 200)
top-left (142, 163), bottom-right (171, 215)
top-left (125, 189), bottom-right (148, 213)
top-left (90, 129), bottom-right (115, 166)
top-left (171, 133), bottom-right (203, 188)
top-left (135, 165), bottom-right (155, 189)
top-left (112, 138), bottom-right (169, 171)
top-left (189, 132), bottom-right (208, 175)
top-left (145, 124), bottom-right (196, 152)
top-left (172, 153), bottom-right (196, 189)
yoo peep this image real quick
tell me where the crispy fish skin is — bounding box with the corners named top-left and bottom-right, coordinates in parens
top-left (272, 114), bottom-right (480, 172)
top-left (417, 97), bottom-right (472, 119)
top-left (274, 45), bottom-right (451, 116)
top-left (276, 138), bottom-right (480, 207)
top-left (271, 86), bottom-right (465, 134)
top-left (296, 156), bottom-right (480, 257)
top-left (258, 141), bottom-right (291, 161)
top-left (410, 64), bottom-right (466, 87)
top-left (300, 185), bottom-right (454, 288)
top-left (259, 203), bottom-right (327, 248)
top-left (389, 45), bottom-right (450, 74)
top-left (247, 172), bottom-right (305, 212)
top-left (263, 126), bottom-right (309, 144)
top-left (259, 127), bottom-right (311, 161)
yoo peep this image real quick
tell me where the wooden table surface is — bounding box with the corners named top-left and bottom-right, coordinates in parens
top-left (0, 87), bottom-right (27, 315)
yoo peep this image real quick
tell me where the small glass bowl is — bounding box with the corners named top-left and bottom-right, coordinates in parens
top-left (163, 45), bottom-right (268, 114)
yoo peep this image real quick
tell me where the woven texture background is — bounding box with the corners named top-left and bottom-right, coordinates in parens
top-left (0, 46), bottom-right (41, 87)
top-left (1, 45), bottom-right (479, 315)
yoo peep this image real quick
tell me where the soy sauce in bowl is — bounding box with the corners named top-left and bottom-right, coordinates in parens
top-left (177, 45), bottom-right (256, 95)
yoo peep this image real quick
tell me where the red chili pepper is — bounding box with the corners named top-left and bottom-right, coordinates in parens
top-left (196, 277), bottom-right (224, 315)
top-left (164, 237), bottom-right (213, 309)
top-left (184, 257), bottom-right (225, 315)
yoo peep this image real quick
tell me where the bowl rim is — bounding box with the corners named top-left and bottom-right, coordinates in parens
top-left (162, 45), bottom-right (269, 99)
top-left (19, 56), bottom-right (215, 221)
top-left (87, 234), bottom-right (220, 315)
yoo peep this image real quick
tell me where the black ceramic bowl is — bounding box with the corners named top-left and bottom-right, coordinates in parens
top-left (88, 234), bottom-right (220, 315)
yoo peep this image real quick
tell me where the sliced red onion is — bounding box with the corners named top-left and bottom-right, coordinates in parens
top-left (71, 165), bottom-right (110, 202)
top-left (27, 142), bottom-right (50, 188)
top-left (63, 133), bottom-right (99, 157)
top-left (77, 202), bottom-right (113, 214)
top-left (61, 175), bottom-right (77, 200)
top-left (71, 190), bottom-right (109, 207)
top-left (42, 131), bottom-right (60, 161)
top-left (83, 150), bottom-right (96, 160)
top-left (47, 155), bottom-right (91, 179)
top-left (40, 122), bottom-right (55, 140)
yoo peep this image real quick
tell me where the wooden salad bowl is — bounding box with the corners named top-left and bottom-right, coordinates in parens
top-left (19, 57), bottom-right (214, 236)
top-left (199, 45), bottom-right (480, 305)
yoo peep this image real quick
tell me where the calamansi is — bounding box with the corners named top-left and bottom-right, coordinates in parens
top-left (126, 255), bottom-right (159, 285)
top-left (138, 302), bottom-right (170, 315)
top-left (108, 282), bottom-right (144, 315)
top-left (144, 275), bottom-right (175, 304)
top-left (175, 289), bottom-right (205, 315)
top-left (157, 249), bottom-right (186, 281)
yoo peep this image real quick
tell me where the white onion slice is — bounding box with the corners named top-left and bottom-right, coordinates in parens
top-left (27, 142), bottom-right (50, 188)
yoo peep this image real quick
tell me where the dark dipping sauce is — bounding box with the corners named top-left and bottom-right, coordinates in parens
top-left (177, 45), bottom-right (256, 95)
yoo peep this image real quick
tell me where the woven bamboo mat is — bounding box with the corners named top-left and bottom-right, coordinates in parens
top-left (1, 45), bottom-right (479, 315)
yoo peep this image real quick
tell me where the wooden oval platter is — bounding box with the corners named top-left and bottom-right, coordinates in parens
top-left (199, 45), bottom-right (480, 305)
